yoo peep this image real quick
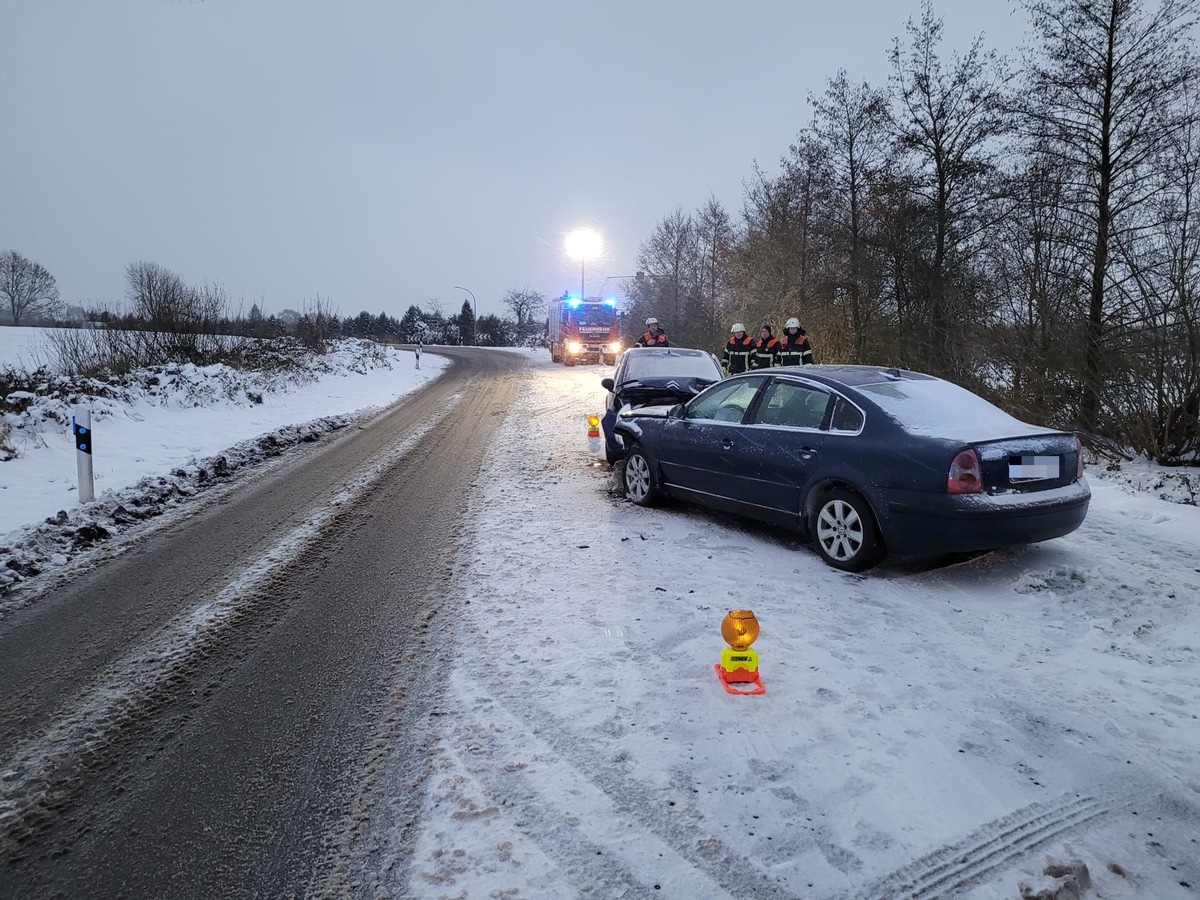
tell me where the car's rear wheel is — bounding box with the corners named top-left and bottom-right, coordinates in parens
top-left (811, 488), bottom-right (883, 571)
top-left (623, 448), bottom-right (660, 506)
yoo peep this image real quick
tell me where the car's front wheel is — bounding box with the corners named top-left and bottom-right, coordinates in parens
top-left (623, 448), bottom-right (660, 507)
top-left (811, 488), bottom-right (883, 572)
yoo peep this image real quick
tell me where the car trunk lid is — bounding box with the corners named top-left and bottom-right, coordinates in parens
top-left (972, 433), bottom-right (1082, 494)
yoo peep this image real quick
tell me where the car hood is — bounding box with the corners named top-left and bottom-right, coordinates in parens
top-left (618, 403), bottom-right (677, 420)
top-left (614, 377), bottom-right (715, 407)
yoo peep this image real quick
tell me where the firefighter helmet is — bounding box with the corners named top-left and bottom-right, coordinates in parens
top-left (645, 317), bottom-right (659, 326)
top-left (785, 317), bottom-right (801, 330)
top-left (731, 323), bottom-right (746, 333)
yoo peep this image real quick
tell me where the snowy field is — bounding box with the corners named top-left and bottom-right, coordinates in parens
top-left (0, 326), bottom-right (447, 538)
top-left (2, 327), bottom-right (1198, 898)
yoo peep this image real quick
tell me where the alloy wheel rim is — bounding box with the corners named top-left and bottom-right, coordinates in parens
top-left (626, 456), bottom-right (650, 501)
top-left (817, 499), bottom-right (863, 561)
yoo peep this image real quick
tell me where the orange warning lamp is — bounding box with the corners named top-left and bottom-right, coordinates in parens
top-left (587, 413), bottom-right (602, 454)
top-left (721, 609), bottom-right (759, 649)
top-left (715, 609), bottom-right (765, 694)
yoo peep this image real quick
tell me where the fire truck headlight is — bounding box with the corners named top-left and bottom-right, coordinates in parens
top-left (608, 341), bottom-right (622, 353)
top-left (567, 340), bottom-right (582, 354)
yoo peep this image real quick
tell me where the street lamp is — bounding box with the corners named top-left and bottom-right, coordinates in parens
top-left (565, 228), bottom-right (602, 301)
top-left (453, 285), bottom-right (477, 345)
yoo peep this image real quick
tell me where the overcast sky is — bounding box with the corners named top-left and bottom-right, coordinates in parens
top-left (2, 1), bottom-right (1026, 320)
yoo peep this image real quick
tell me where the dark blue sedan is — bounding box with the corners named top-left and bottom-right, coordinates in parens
top-left (612, 365), bottom-right (1090, 571)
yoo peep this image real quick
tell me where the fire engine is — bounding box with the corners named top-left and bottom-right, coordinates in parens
top-left (546, 294), bottom-right (622, 366)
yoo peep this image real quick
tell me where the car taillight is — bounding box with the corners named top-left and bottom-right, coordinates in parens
top-left (1075, 435), bottom-right (1085, 479)
top-left (947, 448), bottom-right (982, 494)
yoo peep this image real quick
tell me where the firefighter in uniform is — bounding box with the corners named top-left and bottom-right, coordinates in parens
top-left (752, 324), bottom-right (780, 369)
top-left (777, 317), bottom-right (815, 366)
top-left (635, 317), bottom-right (670, 347)
top-left (721, 323), bottom-right (755, 375)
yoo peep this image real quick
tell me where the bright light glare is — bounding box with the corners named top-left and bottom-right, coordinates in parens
top-left (565, 228), bottom-right (602, 260)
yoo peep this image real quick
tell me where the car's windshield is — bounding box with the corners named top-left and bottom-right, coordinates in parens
top-left (569, 306), bottom-right (617, 327)
top-left (622, 353), bottom-right (719, 383)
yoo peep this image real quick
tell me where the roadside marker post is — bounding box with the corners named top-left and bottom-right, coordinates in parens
top-left (73, 407), bottom-right (95, 503)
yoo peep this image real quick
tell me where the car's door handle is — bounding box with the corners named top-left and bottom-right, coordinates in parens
top-left (721, 438), bottom-right (735, 449)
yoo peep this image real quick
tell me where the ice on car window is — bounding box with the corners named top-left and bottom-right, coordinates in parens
top-left (624, 354), bottom-right (720, 381)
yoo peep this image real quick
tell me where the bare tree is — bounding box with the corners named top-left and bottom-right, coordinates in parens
top-left (988, 151), bottom-right (1091, 424)
top-left (890, 0), bottom-right (1010, 379)
top-left (0, 250), bottom-right (61, 325)
top-left (736, 141), bottom-right (831, 350)
top-left (635, 208), bottom-right (697, 343)
top-left (297, 293), bottom-right (339, 351)
top-left (692, 196), bottom-right (738, 347)
top-left (1109, 81), bottom-right (1200, 461)
top-left (422, 297), bottom-right (446, 320)
top-left (1017, 0), bottom-right (1200, 432)
top-left (809, 70), bottom-right (893, 362)
top-left (126, 260), bottom-right (193, 326)
top-left (501, 287), bottom-right (547, 346)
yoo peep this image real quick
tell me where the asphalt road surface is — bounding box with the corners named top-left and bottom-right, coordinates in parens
top-left (0, 348), bottom-right (524, 898)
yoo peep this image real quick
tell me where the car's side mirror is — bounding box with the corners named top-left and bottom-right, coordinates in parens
top-left (601, 378), bottom-right (615, 391)
top-left (668, 404), bottom-right (685, 419)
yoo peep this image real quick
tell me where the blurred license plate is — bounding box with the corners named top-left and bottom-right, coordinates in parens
top-left (1009, 455), bottom-right (1060, 481)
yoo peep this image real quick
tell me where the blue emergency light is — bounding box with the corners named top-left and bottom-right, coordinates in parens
top-left (568, 296), bottom-right (582, 308)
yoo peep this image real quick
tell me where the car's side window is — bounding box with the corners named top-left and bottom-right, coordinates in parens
top-left (751, 380), bottom-right (830, 429)
top-left (830, 396), bottom-right (865, 433)
top-left (686, 379), bottom-right (762, 422)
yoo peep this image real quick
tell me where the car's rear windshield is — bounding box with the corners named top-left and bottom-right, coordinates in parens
top-left (858, 379), bottom-right (1037, 437)
top-left (624, 353), bottom-right (720, 381)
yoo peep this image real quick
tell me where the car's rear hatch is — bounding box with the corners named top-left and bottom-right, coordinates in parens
top-left (973, 433), bottom-right (1082, 494)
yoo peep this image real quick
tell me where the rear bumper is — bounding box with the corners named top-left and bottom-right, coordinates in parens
top-left (880, 480), bottom-right (1091, 553)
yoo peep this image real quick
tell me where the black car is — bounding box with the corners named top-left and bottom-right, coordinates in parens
top-left (599, 347), bottom-right (724, 463)
top-left (612, 365), bottom-right (1090, 571)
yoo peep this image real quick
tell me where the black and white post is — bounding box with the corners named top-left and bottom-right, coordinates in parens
top-left (73, 407), bottom-right (95, 503)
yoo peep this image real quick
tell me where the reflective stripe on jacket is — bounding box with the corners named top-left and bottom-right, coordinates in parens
top-left (721, 336), bottom-right (755, 373)
top-left (752, 337), bottom-right (780, 369)
top-left (778, 334), bottom-right (814, 366)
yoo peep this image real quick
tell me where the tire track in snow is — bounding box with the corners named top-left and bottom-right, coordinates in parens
top-left (426, 666), bottom-right (789, 899)
top-left (845, 792), bottom-right (1114, 900)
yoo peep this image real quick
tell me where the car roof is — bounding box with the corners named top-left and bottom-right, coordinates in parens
top-left (728, 364), bottom-right (937, 388)
top-left (623, 347), bottom-right (711, 358)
